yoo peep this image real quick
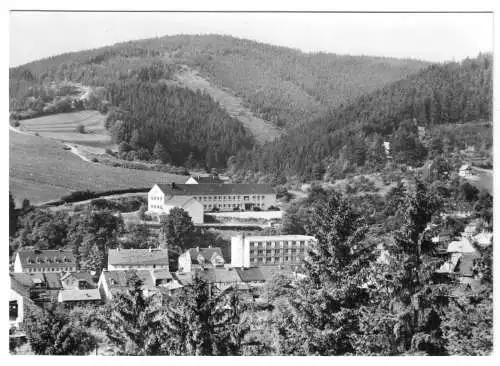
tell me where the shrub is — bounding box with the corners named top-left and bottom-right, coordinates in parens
top-left (268, 205), bottom-right (280, 211)
top-left (91, 157), bottom-right (98, 163)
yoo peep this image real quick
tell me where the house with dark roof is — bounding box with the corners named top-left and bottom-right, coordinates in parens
top-left (148, 182), bottom-right (276, 213)
top-left (14, 249), bottom-right (77, 273)
top-left (178, 246), bottom-right (225, 273)
top-left (58, 289), bottom-right (102, 307)
top-left (60, 272), bottom-right (97, 290)
top-left (194, 267), bottom-right (243, 292)
top-left (107, 248), bottom-right (170, 271)
top-left (98, 269), bottom-right (179, 301)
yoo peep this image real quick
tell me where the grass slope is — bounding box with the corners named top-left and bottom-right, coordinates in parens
top-left (9, 131), bottom-right (187, 205)
top-left (18, 110), bottom-right (112, 148)
top-left (171, 66), bottom-right (282, 143)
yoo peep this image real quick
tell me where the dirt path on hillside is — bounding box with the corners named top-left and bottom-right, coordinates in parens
top-left (62, 143), bottom-right (92, 163)
top-left (170, 66), bottom-right (283, 144)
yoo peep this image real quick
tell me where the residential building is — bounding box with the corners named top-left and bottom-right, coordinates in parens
top-left (185, 175), bottom-right (223, 184)
top-left (195, 267), bottom-right (243, 292)
top-left (58, 289), bottom-right (102, 307)
top-left (473, 231), bottom-right (493, 247)
top-left (437, 237), bottom-right (480, 278)
top-left (14, 249), bottom-right (77, 273)
top-left (148, 190), bottom-right (204, 224)
top-left (459, 164), bottom-right (473, 178)
top-left (148, 183), bottom-right (276, 213)
top-left (231, 234), bottom-right (317, 268)
top-left (60, 271), bottom-right (97, 290)
top-left (107, 248), bottom-right (170, 271)
top-left (178, 246), bottom-right (225, 272)
top-left (98, 269), bottom-right (178, 301)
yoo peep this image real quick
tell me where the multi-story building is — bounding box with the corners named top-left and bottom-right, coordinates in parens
top-left (13, 250), bottom-right (77, 273)
top-left (178, 246), bottom-right (225, 272)
top-left (231, 234), bottom-right (317, 268)
top-left (107, 248), bottom-right (170, 271)
top-left (148, 183), bottom-right (276, 213)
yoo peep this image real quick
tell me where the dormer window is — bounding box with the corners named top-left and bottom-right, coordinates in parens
top-left (36, 258), bottom-right (43, 264)
top-left (46, 258), bottom-right (52, 263)
top-left (27, 258), bottom-right (34, 264)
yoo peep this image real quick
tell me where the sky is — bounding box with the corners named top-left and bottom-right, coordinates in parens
top-left (9, 12), bottom-right (493, 67)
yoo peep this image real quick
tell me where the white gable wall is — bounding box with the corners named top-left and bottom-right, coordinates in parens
top-left (148, 185), bottom-right (166, 213)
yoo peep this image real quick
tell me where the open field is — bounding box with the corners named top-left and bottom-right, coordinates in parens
top-left (17, 110), bottom-right (112, 148)
top-left (171, 66), bottom-right (283, 144)
top-left (9, 131), bottom-right (187, 205)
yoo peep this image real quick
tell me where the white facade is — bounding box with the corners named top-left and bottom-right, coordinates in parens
top-left (13, 255), bottom-right (22, 273)
top-left (148, 184), bottom-right (204, 224)
top-left (9, 289), bottom-right (24, 328)
top-left (194, 193), bottom-right (275, 212)
top-left (231, 234), bottom-right (317, 267)
top-left (185, 177), bottom-right (198, 184)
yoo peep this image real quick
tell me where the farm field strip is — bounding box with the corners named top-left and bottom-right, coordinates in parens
top-left (9, 131), bottom-right (187, 205)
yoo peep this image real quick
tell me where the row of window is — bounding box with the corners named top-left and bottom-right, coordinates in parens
top-left (250, 248), bottom-right (305, 255)
top-left (194, 195), bottom-right (267, 202)
top-left (251, 257), bottom-right (301, 264)
top-left (25, 267), bottom-right (75, 273)
top-left (203, 203), bottom-right (265, 209)
top-left (151, 204), bottom-right (163, 209)
top-left (26, 257), bottom-right (73, 264)
top-left (249, 240), bottom-right (308, 247)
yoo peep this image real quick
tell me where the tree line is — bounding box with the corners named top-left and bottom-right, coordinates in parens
top-left (230, 54), bottom-right (492, 182)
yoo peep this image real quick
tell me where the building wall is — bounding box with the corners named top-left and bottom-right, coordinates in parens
top-left (108, 263), bottom-right (169, 271)
top-left (148, 185), bottom-right (166, 213)
top-left (14, 254), bottom-right (22, 273)
top-left (185, 177), bottom-right (198, 184)
top-left (163, 199), bottom-right (204, 224)
top-left (97, 273), bottom-right (113, 301)
top-left (232, 235), bottom-right (316, 267)
top-left (192, 193), bottom-right (276, 212)
top-left (178, 252), bottom-right (192, 272)
top-left (9, 289), bottom-right (24, 328)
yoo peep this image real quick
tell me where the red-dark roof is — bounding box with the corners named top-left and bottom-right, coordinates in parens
top-left (234, 267), bottom-right (266, 282)
top-left (17, 250), bottom-right (76, 269)
top-left (102, 270), bottom-right (155, 290)
top-left (195, 268), bottom-right (242, 283)
top-left (156, 183), bottom-right (275, 196)
top-left (108, 248), bottom-right (169, 266)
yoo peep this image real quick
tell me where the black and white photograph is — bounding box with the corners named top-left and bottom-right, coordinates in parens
top-left (7, 4), bottom-right (494, 358)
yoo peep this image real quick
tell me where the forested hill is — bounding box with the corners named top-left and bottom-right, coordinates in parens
top-left (10, 34), bottom-right (429, 128)
top-left (231, 53), bottom-right (493, 181)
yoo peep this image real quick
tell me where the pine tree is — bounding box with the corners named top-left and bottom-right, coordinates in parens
top-left (163, 277), bottom-right (249, 355)
top-left (275, 191), bottom-right (373, 355)
top-left (98, 272), bottom-right (165, 355)
top-left (161, 207), bottom-right (195, 251)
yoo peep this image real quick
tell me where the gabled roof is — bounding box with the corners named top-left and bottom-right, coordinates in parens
top-left (195, 268), bottom-right (242, 283)
top-left (108, 248), bottom-right (169, 266)
top-left (447, 238), bottom-right (479, 255)
top-left (101, 270), bottom-right (155, 291)
top-left (10, 273), bottom-right (33, 297)
top-left (156, 183), bottom-right (275, 196)
top-left (164, 196), bottom-right (200, 208)
top-left (186, 247), bottom-right (224, 264)
top-left (171, 271), bottom-right (194, 286)
top-left (234, 267), bottom-right (266, 282)
top-left (152, 269), bottom-right (173, 280)
top-left (16, 249), bottom-right (76, 269)
top-left (58, 289), bottom-right (101, 302)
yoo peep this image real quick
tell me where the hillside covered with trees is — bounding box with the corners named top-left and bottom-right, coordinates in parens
top-left (10, 34), bottom-right (429, 128)
top-left (230, 53), bottom-right (492, 182)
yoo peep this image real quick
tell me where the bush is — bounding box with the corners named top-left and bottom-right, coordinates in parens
top-left (252, 206), bottom-right (262, 211)
top-left (10, 120), bottom-right (20, 127)
top-left (91, 157), bottom-right (98, 163)
top-left (268, 205), bottom-right (280, 211)
top-left (75, 124), bottom-right (85, 134)
top-left (104, 148), bottom-right (114, 156)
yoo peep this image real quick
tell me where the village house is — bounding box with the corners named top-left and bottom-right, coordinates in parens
top-left (178, 246), bottom-right (225, 273)
top-left (14, 249), bottom-right (77, 273)
top-left (149, 193), bottom-right (204, 224)
top-left (60, 271), bottom-right (97, 290)
top-left (459, 164), bottom-right (473, 178)
top-left (148, 182), bottom-right (276, 214)
top-left (107, 248), bottom-right (170, 271)
top-left (437, 237), bottom-right (480, 279)
top-left (231, 234), bottom-right (317, 267)
top-left (57, 289), bottom-right (102, 307)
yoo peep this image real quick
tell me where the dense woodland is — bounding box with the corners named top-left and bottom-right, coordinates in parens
top-left (10, 34), bottom-right (428, 127)
top-left (231, 54), bottom-right (493, 182)
top-left (103, 81), bottom-right (255, 169)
